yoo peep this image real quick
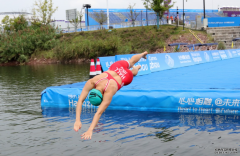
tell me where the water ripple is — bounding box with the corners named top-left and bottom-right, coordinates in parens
top-left (1, 64), bottom-right (240, 156)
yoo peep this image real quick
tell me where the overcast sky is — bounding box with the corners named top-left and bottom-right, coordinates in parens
top-left (1, 0), bottom-right (240, 20)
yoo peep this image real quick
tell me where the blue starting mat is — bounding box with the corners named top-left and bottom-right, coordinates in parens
top-left (41, 50), bottom-right (240, 114)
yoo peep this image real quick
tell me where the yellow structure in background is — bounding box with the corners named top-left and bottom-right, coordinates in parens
top-left (189, 29), bottom-right (204, 44)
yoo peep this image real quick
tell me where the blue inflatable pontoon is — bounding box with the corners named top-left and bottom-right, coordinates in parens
top-left (41, 50), bottom-right (240, 114)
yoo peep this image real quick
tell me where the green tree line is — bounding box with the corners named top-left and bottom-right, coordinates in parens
top-left (0, 0), bottom-right (176, 63)
top-left (0, 0), bottom-right (58, 63)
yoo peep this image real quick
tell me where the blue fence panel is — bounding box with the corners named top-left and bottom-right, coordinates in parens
top-left (99, 51), bottom-right (220, 73)
top-left (218, 50), bottom-right (228, 60)
top-left (208, 17), bottom-right (240, 27)
top-left (147, 54), bottom-right (162, 72)
top-left (189, 51), bottom-right (205, 64)
top-left (210, 51), bottom-right (222, 61)
top-left (88, 8), bottom-right (217, 13)
top-left (146, 52), bottom-right (195, 72)
top-left (236, 49), bottom-right (240, 57)
top-left (115, 54), bottom-right (151, 76)
top-left (99, 56), bottom-right (115, 72)
top-left (170, 9), bottom-right (218, 13)
top-left (199, 51), bottom-right (214, 62)
top-left (149, 53), bottom-right (177, 71)
top-left (225, 50), bottom-right (234, 59)
top-left (229, 50), bottom-right (239, 58)
top-left (167, 52), bottom-right (195, 68)
top-left (160, 53), bottom-right (175, 69)
top-left (85, 14), bottom-right (99, 26)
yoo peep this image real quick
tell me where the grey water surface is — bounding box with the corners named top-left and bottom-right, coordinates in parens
top-left (0, 64), bottom-right (239, 156)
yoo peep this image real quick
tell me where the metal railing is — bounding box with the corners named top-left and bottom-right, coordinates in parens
top-left (57, 19), bottom-right (167, 33)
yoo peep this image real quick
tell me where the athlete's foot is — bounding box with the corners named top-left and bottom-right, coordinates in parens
top-left (142, 51), bottom-right (148, 59)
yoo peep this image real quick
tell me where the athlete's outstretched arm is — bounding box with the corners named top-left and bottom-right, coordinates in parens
top-left (128, 51), bottom-right (148, 68)
top-left (81, 90), bottom-right (115, 140)
top-left (74, 79), bottom-right (94, 132)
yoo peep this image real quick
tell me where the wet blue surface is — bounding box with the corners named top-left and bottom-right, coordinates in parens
top-left (41, 57), bottom-right (240, 113)
top-left (1, 64), bottom-right (240, 156)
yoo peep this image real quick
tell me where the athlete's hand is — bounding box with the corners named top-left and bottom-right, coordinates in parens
top-left (81, 130), bottom-right (93, 140)
top-left (74, 121), bottom-right (82, 132)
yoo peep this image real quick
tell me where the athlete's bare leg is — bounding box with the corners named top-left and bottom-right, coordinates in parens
top-left (128, 51), bottom-right (148, 68)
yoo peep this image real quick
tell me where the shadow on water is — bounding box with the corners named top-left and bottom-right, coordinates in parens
top-left (42, 107), bottom-right (240, 143)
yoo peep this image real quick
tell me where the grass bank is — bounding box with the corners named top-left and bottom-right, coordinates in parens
top-left (1, 25), bottom-right (214, 64)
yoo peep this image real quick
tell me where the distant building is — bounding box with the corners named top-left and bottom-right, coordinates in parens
top-left (50, 20), bottom-right (85, 29)
top-left (220, 6), bottom-right (240, 17)
top-left (0, 12), bottom-right (32, 24)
